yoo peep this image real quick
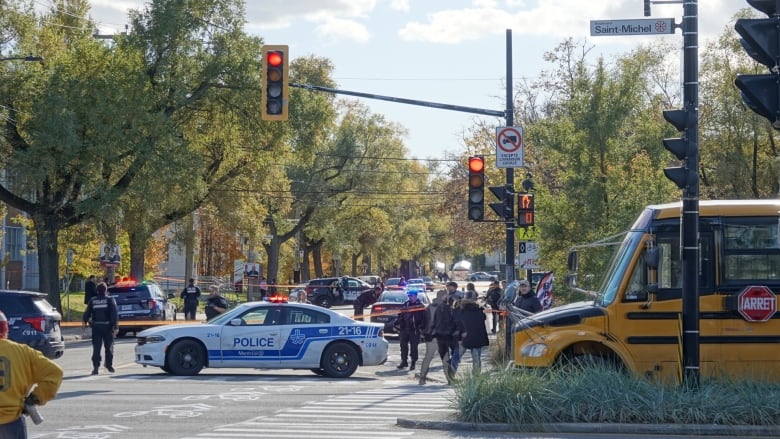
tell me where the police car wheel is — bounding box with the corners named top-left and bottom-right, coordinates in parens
top-left (321, 342), bottom-right (359, 378)
top-left (310, 368), bottom-right (326, 376)
top-left (167, 339), bottom-right (205, 376)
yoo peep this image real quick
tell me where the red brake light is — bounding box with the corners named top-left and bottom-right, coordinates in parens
top-left (147, 299), bottom-right (157, 309)
top-left (23, 316), bottom-right (45, 332)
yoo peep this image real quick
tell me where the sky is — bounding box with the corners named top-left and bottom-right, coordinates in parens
top-left (79, 0), bottom-right (744, 160)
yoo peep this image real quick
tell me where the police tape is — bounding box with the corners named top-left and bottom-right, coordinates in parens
top-left (59, 306), bottom-right (507, 328)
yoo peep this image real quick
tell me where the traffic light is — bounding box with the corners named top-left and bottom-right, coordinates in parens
top-left (261, 45), bottom-right (289, 121)
top-left (489, 185), bottom-right (514, 221)
top-left (734, 1), bottom-right (780, 128)
top-left (467, 156), bottom-right (485, 221)
top-left (662, 109), bottom-right (695, 189)
top-left (517, 193), bottom-right (534, 227)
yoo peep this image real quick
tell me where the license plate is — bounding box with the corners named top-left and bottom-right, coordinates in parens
top-left (121, 305), bottom-right (133, 311)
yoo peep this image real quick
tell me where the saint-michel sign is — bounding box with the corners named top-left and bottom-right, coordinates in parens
top-left (590, 18), bottom-right (675, 36)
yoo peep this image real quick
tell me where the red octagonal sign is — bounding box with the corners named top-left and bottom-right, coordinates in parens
top-left (738, 285), bottom-right (777, 322)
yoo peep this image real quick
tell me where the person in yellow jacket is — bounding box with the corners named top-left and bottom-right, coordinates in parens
top-left (0, 309), bottom-right (63, 438)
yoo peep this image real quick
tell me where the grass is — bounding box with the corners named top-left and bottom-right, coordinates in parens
top-left (451, 364), bottom-right (780, 426)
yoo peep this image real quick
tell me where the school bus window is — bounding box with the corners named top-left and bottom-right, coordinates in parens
top-left (723, 219), bottom-right (780, 281)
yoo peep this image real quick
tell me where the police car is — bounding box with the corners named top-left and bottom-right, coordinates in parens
top-left (134, 298), bottom-right (388, 378)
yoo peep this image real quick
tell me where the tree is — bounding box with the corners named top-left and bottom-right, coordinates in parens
top-left (0, 1), bottom-right (165, 310)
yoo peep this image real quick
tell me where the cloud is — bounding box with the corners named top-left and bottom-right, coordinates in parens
top-left (398, 1), bottom-right (621, 43)
top-left (315, 17), bottom-right (372, 43)
top-left (389, 0), bottom-right (410, 12)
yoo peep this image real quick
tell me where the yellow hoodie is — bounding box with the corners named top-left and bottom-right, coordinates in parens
top-left (0, 339), bottom-right (63, 424)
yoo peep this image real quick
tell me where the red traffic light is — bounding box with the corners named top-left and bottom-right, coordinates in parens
top-left (468, 156), bottom-right (484, 173)
top-left (267, 51), bottom-right (283, 67)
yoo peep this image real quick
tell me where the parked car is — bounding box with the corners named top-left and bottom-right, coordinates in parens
top-left (108, 280), bottom-right (177, 337)
top-left (305, 277), bottom-right (373, 308)
top-left (135, 299), bottom-right (388, 378)
top-left (384, 277), bottom-right (404, 290)
top-left (369, 289), bottom-right (430, 334)
top-left (421, 276), bottom-right (435, 291)
top-left (467, 271), bottom-right (498, 282)
top-left (358, 275), bottom-right (381, 286)
top-left (0, 290), bottom-right (65, 359)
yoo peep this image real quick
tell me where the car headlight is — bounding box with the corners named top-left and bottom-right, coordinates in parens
top-left (520, 343), bottom-right (548, 358)
top-left (142, 335), bottom-right (166, 344)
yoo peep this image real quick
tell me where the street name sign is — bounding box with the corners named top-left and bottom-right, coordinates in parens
top-left (590, 18), bottom-right (675, 36)
top-left (495, 126), bottom-right (524, 168)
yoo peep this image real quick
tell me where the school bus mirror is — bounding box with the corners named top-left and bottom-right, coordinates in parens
top-left (645, 247), bottom-right (659, 269)
top-left (564, 274), bottom-right (577, 288)
top-left (567, 249), bottom-right (579, 272)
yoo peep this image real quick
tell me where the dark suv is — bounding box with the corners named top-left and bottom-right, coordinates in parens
top-left (108, 280), bottom-right (177, 336)
top-left (305, 277), bottom-right (373, 308)
top-left (0, 290), bottom-right (65, 359)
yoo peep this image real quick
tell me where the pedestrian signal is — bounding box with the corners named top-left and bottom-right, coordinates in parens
top-left (517, 193), bottom-right (534, 227)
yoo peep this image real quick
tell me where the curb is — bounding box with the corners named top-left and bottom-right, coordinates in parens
top-left (396, 418), bottom-right (780, 436)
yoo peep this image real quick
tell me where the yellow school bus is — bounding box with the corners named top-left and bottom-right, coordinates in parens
top-left (513, 199), bottom-right (780, 382)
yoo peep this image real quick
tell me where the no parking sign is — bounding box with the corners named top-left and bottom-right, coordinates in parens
top-left (496, 126), bottom-right (524, 168)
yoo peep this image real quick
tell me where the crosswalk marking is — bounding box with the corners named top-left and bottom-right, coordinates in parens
top-left (185, 386), bottom-right (455, 439)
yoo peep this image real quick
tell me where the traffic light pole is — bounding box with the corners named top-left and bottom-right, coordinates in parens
top-left (680, 0), bottom-right (700, 388)
top-left (504, 29), bottom-right (515, 285)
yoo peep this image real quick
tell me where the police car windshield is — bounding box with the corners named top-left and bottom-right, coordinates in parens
top-left (208, 304), bottom-right (247, 325)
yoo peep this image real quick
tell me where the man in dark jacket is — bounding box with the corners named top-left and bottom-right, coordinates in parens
top-left (205, 285), bottom-right (229, 320)
top-left (394, 289), bottom-right (427, 370)
top-left (513, 279), bottom-right (543, 314)
top-left (455, 299), bottom-right (490, 374)
top-left (180, 278), bottom-right (201, 320)
top-left (82, 282), bottom-right (118, 375)
top-left (353, 286), bottom-right (381, 321)
top-left (84, 275), bottom-right (98, 304)
top-left (485, 281), bottom-right (503, 333)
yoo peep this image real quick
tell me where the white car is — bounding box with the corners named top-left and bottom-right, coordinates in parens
top-left (134, 299), bottom-right (388, 378)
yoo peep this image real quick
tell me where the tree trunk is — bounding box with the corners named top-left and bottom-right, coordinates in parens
top-left (34, 215), bottom-right (62, 312)
top-left (128, 231), bottom-right (147, 280)
top-left (262, 237), bottom-right (283, 284)
top-left (312, 242), bottom-right (323, 278)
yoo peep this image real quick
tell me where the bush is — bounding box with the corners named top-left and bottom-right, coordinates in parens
top-left (452, 366), bottom-right (780, 426)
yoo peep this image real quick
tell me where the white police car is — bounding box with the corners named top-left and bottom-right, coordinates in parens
top-left (134, 299), bottom-right (388, 378)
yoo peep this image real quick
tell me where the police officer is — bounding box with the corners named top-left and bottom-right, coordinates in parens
top-left (82, 282), bottom-right (119, 375)
top-left (353, 286), bottom-right (381, 321)
top-left (180, 278), bottom-right (202, 320)
top-left (395, 288), bottom-right (427, 371)
top-left (0, 310), bottom-right (63, 438)
top-left (205, 285), bottom-right (229, 320)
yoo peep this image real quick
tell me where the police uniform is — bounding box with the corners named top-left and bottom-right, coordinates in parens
top-left (205, 294), bottom-right (229, 320)
top-left (83, 293), bottom-right (119, 374)
top-left (0, 311), bottom-right (63, 438)
top-left (180, 281), bottom-right (202, 320)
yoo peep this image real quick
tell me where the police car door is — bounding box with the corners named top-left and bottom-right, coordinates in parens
top-left (219, 305), bottom-right (282, 368)
top-left (278, 306), bottom-right (333, 368)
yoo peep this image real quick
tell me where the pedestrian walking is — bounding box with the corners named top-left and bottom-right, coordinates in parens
top-left (353, 286), bottom-right (381, 321)
top-left (259, 277), bottom-right (268, 299)
top-left (455, 298), bottom-right (490, 374)
top-left (444, 281), bottom-right (464, 373)
top-left (180, 278), bottom-right (201, 320)
top-left (418, 289), bottom-right (451, 385)
top-left (394, 289), bottom-right (427, 371)
top-left (84, 275), bottom-right (97, 304)
top-left (82, 282), bottom-right (119, 375)
top-left (486, 281), bottom-right (503, 333)
top-left (205, 285), bottom-right (229, 320)
top-left (464, 282), bottom-right (478, 300)
top-left (513, 279), bottom-right (543, 314)
top-left (0, 310), bottom-right (63, 438)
